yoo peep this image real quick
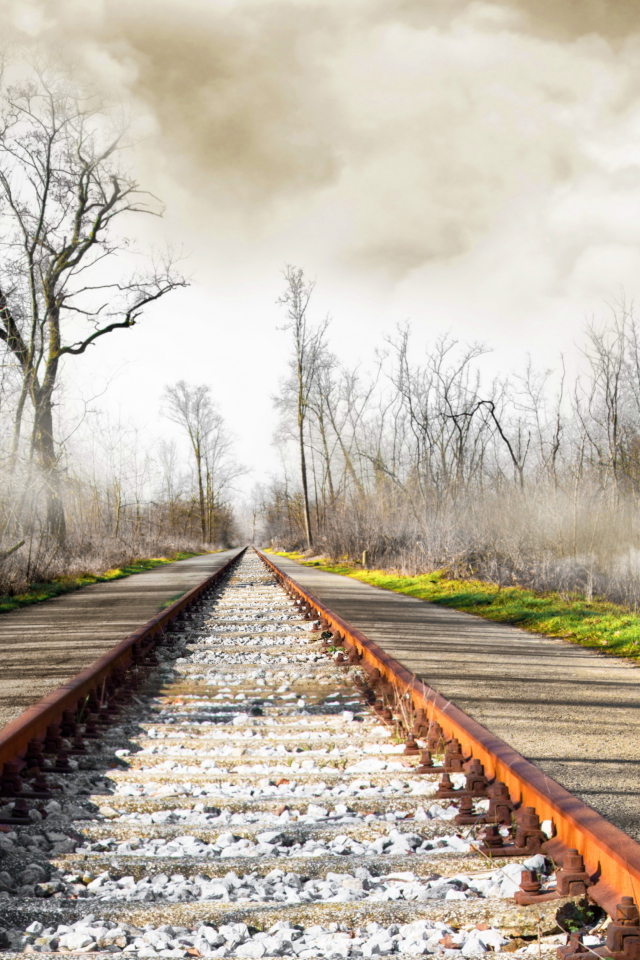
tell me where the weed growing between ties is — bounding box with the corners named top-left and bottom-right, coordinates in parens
top-left (269, 551), bottom-right (640, 664)
top-left (0, 552), bottom-right (210, 615)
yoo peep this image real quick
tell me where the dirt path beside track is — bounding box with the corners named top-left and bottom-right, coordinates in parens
top-left (0, 549), bottom-right (242, 730)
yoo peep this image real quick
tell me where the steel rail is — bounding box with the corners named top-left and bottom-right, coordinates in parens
top-left (257, 548), bottom-right (640, 918)
top-left (0, 548), bottom-right (246, 774)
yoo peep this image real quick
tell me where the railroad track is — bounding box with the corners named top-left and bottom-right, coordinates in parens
top-left (0, 549), bottom-right (638, 959)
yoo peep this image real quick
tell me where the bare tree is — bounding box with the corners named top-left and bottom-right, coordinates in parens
top-left (575, 306), bottom-right (637, 489)
top-left (157, 439), bottom-right (184, 534)
top-left (0, 64), bottom-right (186, 542)
top-left (163, 382), bottom-right (214, 541)
top-left (204, 411), bottom-right (245, 544)
top-left (276, 265), bottom-right (328, 549)
top-left (163, 381), bottom-right (242, 543)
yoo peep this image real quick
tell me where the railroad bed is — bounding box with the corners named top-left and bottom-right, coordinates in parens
top-left (0, 554), bottom-right (615, 957)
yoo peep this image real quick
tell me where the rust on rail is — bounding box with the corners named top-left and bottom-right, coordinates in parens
top-left (257, 548), bottom-right (640, 918)
top-left (0, 549), bottom-right (245, 776)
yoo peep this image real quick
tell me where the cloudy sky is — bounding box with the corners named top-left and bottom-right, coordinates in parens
top-left (3, 0), bottom-right (640, 490)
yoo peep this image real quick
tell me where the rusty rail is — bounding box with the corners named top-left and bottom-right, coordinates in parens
top-left (257, 548), bottom-right (640, 918)
top-left (0, 548), bottom-right (245, 775)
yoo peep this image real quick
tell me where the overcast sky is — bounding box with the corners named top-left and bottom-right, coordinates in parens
top-left (3, 0), bottom-right (640, 492)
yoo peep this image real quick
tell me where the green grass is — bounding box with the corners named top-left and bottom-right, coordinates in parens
top-left (269, 550), bottom-right (640, 664)
top-left (0, 551), bottom-right (209, 615)
top-left (160, 590), bottom-right (192, 610)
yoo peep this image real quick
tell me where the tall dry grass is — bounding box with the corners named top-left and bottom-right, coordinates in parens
top-left (0, 530), bottom-right (210, 597)
top-left (0, 450), bottom-right (239, 597)
top-left (276, 481), bottom-right (640, 607)
top-left (265, 304), bottom-right (640, 608)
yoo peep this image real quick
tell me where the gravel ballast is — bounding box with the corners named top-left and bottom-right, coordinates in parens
top-left (0, 552), bottom-right (604, 957)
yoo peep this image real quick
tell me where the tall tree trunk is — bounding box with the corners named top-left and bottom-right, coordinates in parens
top-left (32, 392), bottom-right (66, 544)
top-left (114, 484), bottom-right (123, 538)
top-left (326, 404), bottom-right (363, 495)
top-left (195, 449), bottom-right (207, 541)
top-left (11, 379), bottom-right (29, 472)
top-left (297, 408), bottom-right (313, 548)
top-left (316, 406), bottom-right (335, 503)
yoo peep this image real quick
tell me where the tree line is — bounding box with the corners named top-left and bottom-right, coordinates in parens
top-left (264, 268), bottom-right (640, 608)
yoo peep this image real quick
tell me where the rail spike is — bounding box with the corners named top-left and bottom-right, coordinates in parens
top-left (559, 898), bottom-right (640, 960)
top-left (515, 848), bottom-right (592, 905)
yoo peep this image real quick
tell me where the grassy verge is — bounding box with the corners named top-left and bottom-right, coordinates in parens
top-left (0, 552), bottom-right (210, 615)
top-left (266, 550), bottom-right (640, 663)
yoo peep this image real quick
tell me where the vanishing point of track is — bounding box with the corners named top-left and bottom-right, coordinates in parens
top-left (0, 549), bottom-right (637, 960)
